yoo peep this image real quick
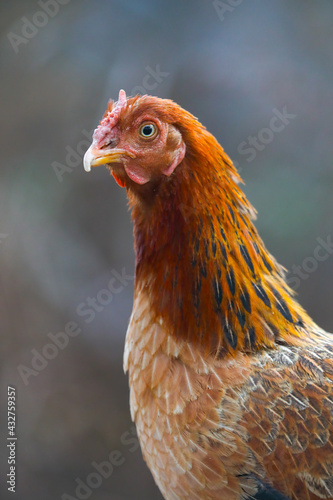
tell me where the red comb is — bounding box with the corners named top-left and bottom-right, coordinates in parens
top-left (93, 89), bottom-right (127, 148)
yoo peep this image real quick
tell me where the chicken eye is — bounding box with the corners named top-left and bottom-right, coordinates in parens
top-left (139, 123), bottom-right (157, 139)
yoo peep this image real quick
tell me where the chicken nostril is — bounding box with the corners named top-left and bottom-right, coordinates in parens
top-left (101, 138), bottom-right (118, 150)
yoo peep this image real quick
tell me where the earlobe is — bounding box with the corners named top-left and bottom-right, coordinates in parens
top-left (162, 141), bottom-right (186, 177)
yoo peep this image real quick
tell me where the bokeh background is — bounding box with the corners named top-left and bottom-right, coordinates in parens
top-left (1, 1), bottom-right (333, 499)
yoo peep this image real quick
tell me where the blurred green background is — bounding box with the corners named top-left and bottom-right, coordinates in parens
top-left (1, 1), bottom-right (332, 499)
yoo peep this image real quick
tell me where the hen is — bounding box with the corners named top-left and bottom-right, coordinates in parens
top-left (83, 90), bottom-right (333, 500)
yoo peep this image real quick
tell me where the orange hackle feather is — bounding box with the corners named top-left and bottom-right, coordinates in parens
top-left (86, 93), bottom-right (333, 500)
top-left (128, 96), bottom-right (314, 357)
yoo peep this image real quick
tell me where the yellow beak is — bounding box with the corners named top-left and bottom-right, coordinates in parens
top-left (83, 146), bottom-right (135, 172)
